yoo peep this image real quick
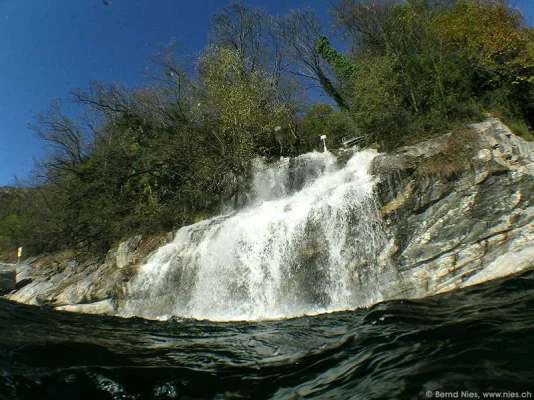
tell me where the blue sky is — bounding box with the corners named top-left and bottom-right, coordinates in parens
top-left (0, 0), bottom-right (330, 186)
top-left (0, 0), bottom-right (533, 186)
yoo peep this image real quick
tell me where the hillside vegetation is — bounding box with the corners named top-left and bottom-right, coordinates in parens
top-left (2, 0), bottom-right (534, 258)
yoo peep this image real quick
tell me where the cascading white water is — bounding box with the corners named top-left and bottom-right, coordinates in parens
top-left (121, 149), bottom-right (394, 321)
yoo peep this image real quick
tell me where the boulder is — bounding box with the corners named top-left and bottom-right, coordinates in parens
top-left (55, 299), bottom-right (115, 315)
top-left (115, 235), bottom-right (142, 269)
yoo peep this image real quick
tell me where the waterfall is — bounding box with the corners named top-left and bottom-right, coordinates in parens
top-left (121, 149), bottom-right (394, 321)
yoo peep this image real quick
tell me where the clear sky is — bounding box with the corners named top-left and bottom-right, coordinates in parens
top-left (0, 0), bottom-right (533, 186)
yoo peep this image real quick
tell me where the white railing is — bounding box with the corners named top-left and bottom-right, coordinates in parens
top-left (342, 136), bottom-right (364, 148)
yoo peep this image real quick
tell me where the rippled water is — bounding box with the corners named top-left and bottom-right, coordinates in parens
top-left (2, 269), bottom-right (534, 400)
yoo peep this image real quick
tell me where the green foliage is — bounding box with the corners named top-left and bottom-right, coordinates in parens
top-left (346, 53), bottom-right (412, 147)
top-left (0, 186), bottom-right (60, 257)
top-left (0, 190), bottom-right (24, 254)
top-left (5, 0), bottom-right (534, 258)
top-left (434, 0), bottom-right (534, 84)
top-left (13, 42), bottom-right (298, 255)
top-left (300, 103), bottom-right (355, 151)
top-left (316, 35), bottom-right (358, 79)
top-left (327, 0), bottom-right (534, 147)
top-left (192, 46), bottom-right (293, 202)
top-left (415, 128), bottom-right (480, 179)
top-left (193, 46), bottom-right (288, 157)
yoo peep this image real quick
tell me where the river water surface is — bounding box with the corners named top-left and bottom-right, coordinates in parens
top-left (1, 269), bottom-right (534, 399)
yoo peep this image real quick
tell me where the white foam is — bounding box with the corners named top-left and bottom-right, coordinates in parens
top-left (121, 150), bottom-right (392, 321)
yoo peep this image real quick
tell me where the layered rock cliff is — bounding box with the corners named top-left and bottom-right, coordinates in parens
top-left (374, 118), bottom-right (534, 298)
top-left (3, 119), bottom-right (534, 315)
top-left (6, 234), bottom-right (172, 314)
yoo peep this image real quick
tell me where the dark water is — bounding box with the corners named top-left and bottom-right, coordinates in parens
top-left (1, 270), bottom-right (534, 400)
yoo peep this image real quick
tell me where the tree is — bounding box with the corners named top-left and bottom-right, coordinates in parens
top-left (433, 0), bottom-right (534, 127)
top-left (273, 9), bottom-right (348, 109)
top-left (347, 53), bottom-right (413, 146)
top-left (209, 1), bottom-right (269, 77)
top-left (316, 35), bottom-right (358, 81)
top-left (144, 38), bottom-right (192, 112)
top-left (192, 46), bottom-right (292, 204)
top-left (434, 0), bottom-right (533, 83)
top-left (30, 100), bottom-right (88, 181)
top-left (300, 103), bottom-right (355, 151)
top-left (330, 0), bottom-right (458, 115)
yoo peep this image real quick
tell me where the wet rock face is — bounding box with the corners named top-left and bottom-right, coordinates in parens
top-left (3, 119), bottom-right (533, 315)
top-left (373, 119), bottom-right (534, 298)
top-left (115, 235), bottom-right (142, 269)
top-left (7, 255), bottom-right (120, 310)
top-left (5, 234), bottom-right (170, 314)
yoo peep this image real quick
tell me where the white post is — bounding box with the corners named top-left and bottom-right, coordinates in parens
top-left (320, 135), bottom-right (327, 152)
top-left (17, 247), bottom-right (22, 266)
top-left (274, 126), bottom-right (283, 157)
